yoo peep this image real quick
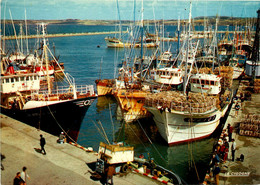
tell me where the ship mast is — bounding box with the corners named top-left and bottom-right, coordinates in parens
top-left (251, 9), bottom-right (260, 83)
top-left (116, 0), bottom-right (122, 40)
top-left (140, 0), bottom-right (144, 78)
top-left (41, 23), bottom-right (51, 95)
top-left (184, 1), bottom-right (192, 94)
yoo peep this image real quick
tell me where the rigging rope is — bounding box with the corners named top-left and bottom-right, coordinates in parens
top-left (46, 105), bottom-right (77, 143)
top-left (187, 107), bottom-right (200, 181)
top-left (109, 103), bottom-right (115, 142)
top-left (92, 120), bottom-right (110, 144)
top-left (136, 119), bottom-right (166, 163)
top-left (126, 122), bottom-right (150, 153)
top-left (98, 120), bottom-right (111, 145)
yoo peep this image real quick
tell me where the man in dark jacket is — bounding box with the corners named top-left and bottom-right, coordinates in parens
top-left (40, 134), bottom-right (46, 155)
top-left (13, 172), bottom-right (23, 185)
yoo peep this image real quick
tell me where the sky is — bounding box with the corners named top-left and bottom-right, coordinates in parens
top-left (1, 0), bottom-right (260, 21)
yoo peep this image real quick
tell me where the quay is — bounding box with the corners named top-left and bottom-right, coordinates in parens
top-left (204, 80), bottom-right (260, 185)
top-left (0, 114), bottom-right (162, 185)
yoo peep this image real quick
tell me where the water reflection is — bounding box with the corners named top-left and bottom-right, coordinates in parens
top-left (78, 94), bottom-right (216, 183)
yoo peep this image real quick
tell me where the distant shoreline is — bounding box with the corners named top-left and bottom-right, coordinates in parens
top-left (3, 16), bottom-right (257, 26)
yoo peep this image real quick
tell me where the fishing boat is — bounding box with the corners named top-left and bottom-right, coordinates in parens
top-left (0, 23), bottom-right (97, 142)
top-left (143, 3), bottom-right (233, 145)
top-left (95, 79), bottom-right (115, 96)
top-left (144, 66), bottom-right (233, 145)
top-left (218, 29), bottom-right (234, 64)
top-left (94, 142), bottom-right (183, 184)
top-left (105, 36), bottom-right (158, 48)
top-left (144, 85), bottom-right (232, 145)
top-left (113, 84), bottom-right (150, 123)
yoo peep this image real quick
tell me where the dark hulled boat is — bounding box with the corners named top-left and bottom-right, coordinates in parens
top-left (1, 23), bottom-right (97, 142)
top-left (1, 91), bottom-right (96, 142)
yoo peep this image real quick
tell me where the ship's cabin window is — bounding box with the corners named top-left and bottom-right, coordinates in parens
top-left (15, 77), bottom-right (19, 82)
top-left (201, 80), bottom-right (205, 84)
top-left (26, 77), bottom-right (30, 81)
top-left (21, 77), bottom-right (25, 81)
top-left (11, 78), bottom-right (14, 83)
top-left (206, 80), bottom-right (210, 85)
top-left (5, 78), bottom-right (10, 83)
top-left (210, 81), bottom-right (215, 85)
top-left (166, 71), bottom-right (169, 76)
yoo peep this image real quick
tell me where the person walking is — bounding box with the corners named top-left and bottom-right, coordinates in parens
top-left (20, 167), bottom-right (30, 185)
top-left (231, 139), bottom-right (236, 161)
top-left (227, 124), bottom-right (233, 142)
top-left (235, 103), bottom-right (240, 116)
top-left (40, 134), bottom-right (46, 155)
top-left (105, 165), bottom-right (115, 185)
top-left (13, 172), bottom-right (23, 185)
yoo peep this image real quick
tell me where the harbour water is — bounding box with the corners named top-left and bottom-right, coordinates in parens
top-left (3, 24), bottom-right (235, 184)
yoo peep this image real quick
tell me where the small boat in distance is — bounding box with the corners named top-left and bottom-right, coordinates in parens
top-left (105, 35), bottom-right (158, 48)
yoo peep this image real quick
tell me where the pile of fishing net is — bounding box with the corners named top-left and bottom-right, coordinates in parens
top-left (145, 91), bottom-right (217, 113)
top-left (214, 66), bottom-right (233, 89)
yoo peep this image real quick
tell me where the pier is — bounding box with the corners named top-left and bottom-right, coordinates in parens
top-left (203, 81), bottom-right (260, 185)
top-left (0, 114), bottom-right (161, 185)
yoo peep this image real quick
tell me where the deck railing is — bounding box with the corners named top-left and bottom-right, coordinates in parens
top-left (31, 85), bottom-right (95, 100)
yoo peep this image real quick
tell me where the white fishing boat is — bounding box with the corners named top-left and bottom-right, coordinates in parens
top-left (143, 3), bottom-right (233, 145)
top-left (190, 73), bottom-right (221, 95)
top-left (152, 67), bottom-right (184, 85)
top-left (144, 88), bottom-right (231, 145)
top-left (151, 25), bottom-right (199, 86)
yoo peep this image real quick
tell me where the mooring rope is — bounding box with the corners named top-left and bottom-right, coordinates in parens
top-left (46, 105), bottom-right (77, 143)
top-left (136, 119), bottom-right (166, 163)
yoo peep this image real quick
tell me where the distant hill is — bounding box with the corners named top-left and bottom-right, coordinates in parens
top-left (4, 16), bottom-right (257, 26)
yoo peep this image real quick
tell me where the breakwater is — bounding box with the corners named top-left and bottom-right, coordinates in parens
top-left (3, 31), bottom-right (126, 40)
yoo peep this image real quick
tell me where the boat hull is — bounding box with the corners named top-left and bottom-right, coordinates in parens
top-left (105, 38), bottom-right (157, 48)
top-left (95, 79), bottom-right (114, 96)
top-left (114, 89), bottom-right (149, 123)
top-left (146, 103), bottom-right (229, 145)
top-left (232, 66), bottom-right (244, 79)
top-left (1, 96), bottom-right (96, 142)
